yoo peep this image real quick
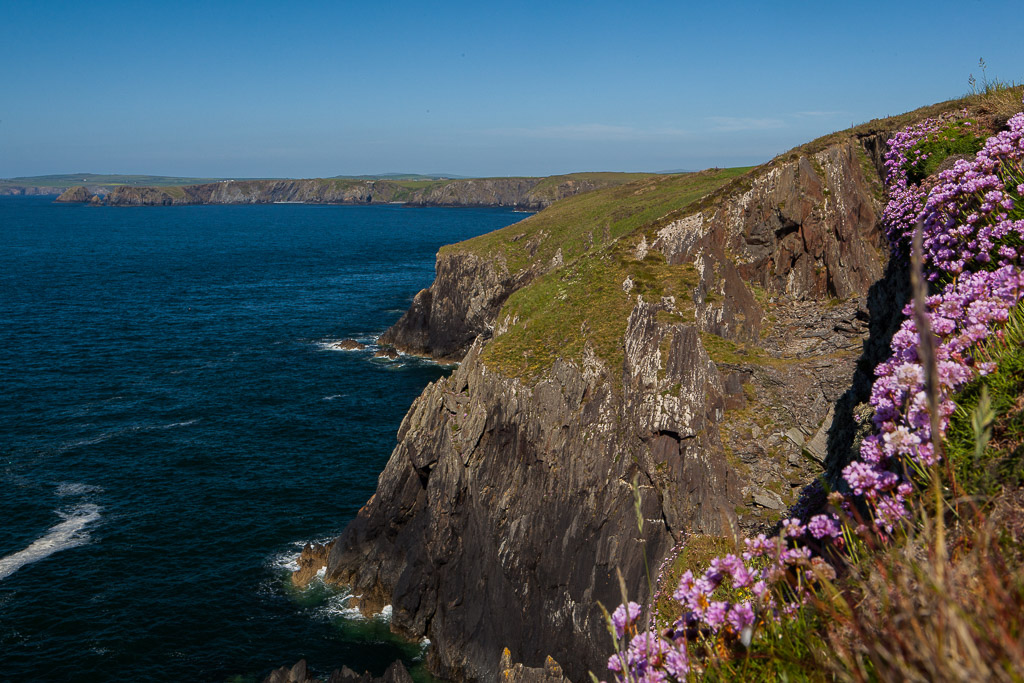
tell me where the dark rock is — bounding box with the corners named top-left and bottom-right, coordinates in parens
top-left (373, 348), bottom-right (400, 360)
top-left (263, 659), bottom-right (309, 683)
top-left (379, 251), bottom-right (532, 361)
top-left (96, 175), bottom-right (625, 209)
top-left (327, 660), bottom-right (413, 683)
top-left (337, 339), bottom-right (367, 351)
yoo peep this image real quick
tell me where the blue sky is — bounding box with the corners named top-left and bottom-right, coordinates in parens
top-left (1, 0), bottom-right (1021, 178)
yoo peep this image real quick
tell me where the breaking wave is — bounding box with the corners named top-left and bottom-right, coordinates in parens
top-left (0, 504), bottom-right (101, 581)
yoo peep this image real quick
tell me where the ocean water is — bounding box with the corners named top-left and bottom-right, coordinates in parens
top-left (0, 197), bottom-right (524, 681)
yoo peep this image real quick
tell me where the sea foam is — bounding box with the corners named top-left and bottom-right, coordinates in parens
top-left (0, 504), bottom-right (101, 581)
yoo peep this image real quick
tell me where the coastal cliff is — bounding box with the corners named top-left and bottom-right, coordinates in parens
top-left (313, 93), bottom-right (1024, 680)
top-left (53, 173), bottom-right (648, 209)
top-left (317, 129), bottom-right (902, 680)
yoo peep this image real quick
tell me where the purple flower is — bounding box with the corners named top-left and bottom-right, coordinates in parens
top-left (727, 602), bottom-right (756, 632)
top-left (612, 601), bottom-right (642, 639)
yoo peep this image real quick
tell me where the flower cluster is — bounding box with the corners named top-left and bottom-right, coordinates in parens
top-left (917, 112), bottom-right (1024, 280)
top-left (845, 265), bottom-right (1024, 531)
top-left (603, 100), bottom-right (1024, 682)
top-left (881, 111), bottom-right (969, 251)
top-left (608, 602), bottom-right (690, 681)
top-left (605, 525), bottom-right (844, 682)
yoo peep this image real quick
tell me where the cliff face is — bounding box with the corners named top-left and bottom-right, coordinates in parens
top-left (378, 251), bottom-right (530, 360)
top-left (323, 137), bottom-right (890, 680)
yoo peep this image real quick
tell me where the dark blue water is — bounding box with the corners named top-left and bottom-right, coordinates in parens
top-left (0, 197), bottom-right (523, 681)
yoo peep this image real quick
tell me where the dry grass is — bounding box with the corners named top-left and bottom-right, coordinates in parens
top-left (819, 498), bottom-right (1024, 683)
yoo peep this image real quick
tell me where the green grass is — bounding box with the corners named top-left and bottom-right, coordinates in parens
top-left (443, 168), bottom-right (752, 274)
top-left (481, 228), bottom-right (710, 383)
top-left (525, 171), bottom-right (654, 203)
top-left (945, 302), bottom-right (1024, 497)
top-left (904, 118), bottom-right (986, 184)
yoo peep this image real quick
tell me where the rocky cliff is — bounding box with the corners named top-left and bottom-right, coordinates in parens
top-left (315, 122), bottom-right (909, 681)
top-left (310, 95), bottom-right (1013, 680)
top-left (53, 173), bottom-right (648, 209)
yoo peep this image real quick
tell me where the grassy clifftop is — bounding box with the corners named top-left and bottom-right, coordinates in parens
top-left (443, 86), bottom-right (1024, 389)
top-left (442, 168), bottom-right (748, 273)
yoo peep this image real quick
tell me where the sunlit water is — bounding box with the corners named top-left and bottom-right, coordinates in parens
top-left (0, 197), bottom-right (524, 681)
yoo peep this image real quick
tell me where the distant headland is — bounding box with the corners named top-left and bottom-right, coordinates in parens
top-left (45, 172), bottom-right (656, 210)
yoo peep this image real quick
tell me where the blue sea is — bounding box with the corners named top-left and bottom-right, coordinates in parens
top-left (0, 197), bottom-right (523, 681)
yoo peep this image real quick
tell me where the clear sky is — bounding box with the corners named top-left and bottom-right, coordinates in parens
top-left (2, 0), bottom-right (1021, 178)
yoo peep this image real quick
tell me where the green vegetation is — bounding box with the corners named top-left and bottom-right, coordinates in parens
top-left (477, 169), bottom-right (755, 383)
top-left (526, 172), bottom-right (654, 204)
top-left (699, 332), bottom-right (771, 366)
top-left (904, 117), bottom-right (986, 184)
top-left (462, 169), bottom-right (750, 382)
top-left (443, 168), bottom-right (751, 274)
top-left (944, 302), bottom-right (1024, 497)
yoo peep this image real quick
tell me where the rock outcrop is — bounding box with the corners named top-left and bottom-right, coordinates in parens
top-left (54, 185), bottom-right (94, 203)
top-left (262, 659), bottom-right (413, 683)
top-left (319, 133), bottom-right (892, 681)
top-left (498, 649), bottom-right (571, 682)
top-left (291, 541), bottom-right (333, 588)
top-left (378, 251), bottom-right (532, 361)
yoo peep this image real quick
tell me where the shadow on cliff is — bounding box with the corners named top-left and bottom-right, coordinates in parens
top-left (825, 254), bottom-right (909, 488)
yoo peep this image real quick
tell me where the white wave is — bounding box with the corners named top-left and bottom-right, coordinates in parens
top-left (55, 482), bottom-right (103, 497)
top-left (0, 504), bottom-right (101, 581)
top-left (317, 589), bottom-right (365, 621)
top-left (59, 432), bottom-right (117, 452)
top-left (154, 419), bottom-right (198, 430)
top-left (268, 541), bottom-right (306, 573)
top-left (59, 420), bottom-right (197, 452)
top-left (267, 537), bottom-right (335, 575)
top-left (322, 394), bottom-right (346, 401)
top-left (376, 604), bottom-right (393, 622)
top-left (314, 332), bottom-right (386, 353)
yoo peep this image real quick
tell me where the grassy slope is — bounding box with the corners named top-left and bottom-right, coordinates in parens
top-left (462, 167), bottom-right (745, 382)
top-left (463, 168), bottom-right (749, 381)
top-left (475, 169), bottom-right (749, 385)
